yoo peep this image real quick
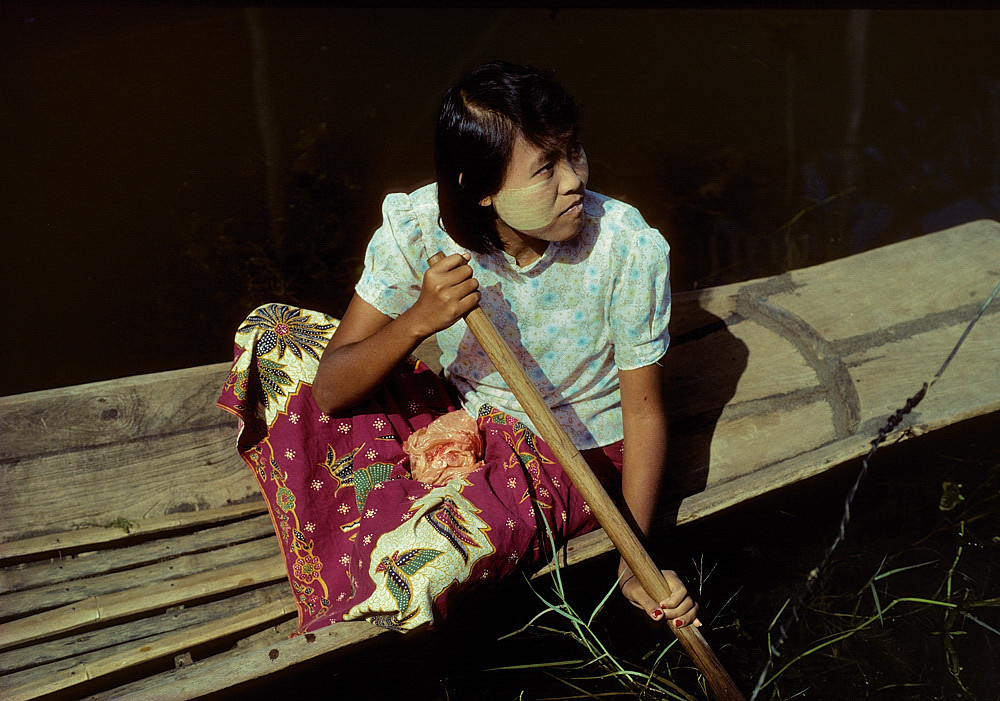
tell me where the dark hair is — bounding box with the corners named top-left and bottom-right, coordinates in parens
top-left (435, 61), bottom-right (580, 253)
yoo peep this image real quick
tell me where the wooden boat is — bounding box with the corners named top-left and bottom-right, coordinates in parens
top-left (1, 219), bottom-right (998, 700)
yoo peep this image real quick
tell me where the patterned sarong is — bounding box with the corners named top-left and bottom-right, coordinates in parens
top-left (217, 304), bottom-right (622, 635)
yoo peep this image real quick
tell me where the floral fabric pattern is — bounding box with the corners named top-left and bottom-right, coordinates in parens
top-left (354, 184), bottom-right (671, 450)
top-left (218, 304), bottom-right (623, 636)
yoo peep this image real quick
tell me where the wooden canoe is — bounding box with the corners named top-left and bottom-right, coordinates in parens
top-left (1, 219), bottom-right (998, 700)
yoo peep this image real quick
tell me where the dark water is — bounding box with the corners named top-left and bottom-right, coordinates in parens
top-left (3, 7), bottom-right (999, 396)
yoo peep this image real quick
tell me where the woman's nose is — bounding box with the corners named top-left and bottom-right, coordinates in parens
top-left (559, 155), bottom-right (587, 191)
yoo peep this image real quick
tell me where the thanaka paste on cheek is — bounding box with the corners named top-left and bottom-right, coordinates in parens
top-left (491, 179), bottom-right (558, 231)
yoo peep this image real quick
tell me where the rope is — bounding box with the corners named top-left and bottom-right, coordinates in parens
top-left (749, 275), bottom-right (1000, 700)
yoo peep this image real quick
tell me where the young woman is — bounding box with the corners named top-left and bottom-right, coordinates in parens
top-left (219, 61), bottom-right (697, 636)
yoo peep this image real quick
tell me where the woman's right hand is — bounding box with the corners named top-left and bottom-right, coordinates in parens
top-left (313, 253), bottom-right (478, 415)
top-left (406, 252), bottom-right (481, 336)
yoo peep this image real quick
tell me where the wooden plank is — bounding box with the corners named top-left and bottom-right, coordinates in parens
top-left (0, 596), bottom-right (296, 701)
top-left (79, 519), bottom-right (703, 701)
top-left (2, 515), bottom-right (274, 595)
top-left (0, 353), bottom-right (439, 547)
top-left (82, 617), bottom-right (384, 701)
top-left (235, 617), bottom-right (299, 646)
top-left (664, 222), bottom-right (999, 500)
top-left (0, 362), bottom-right (235, 462)
top-left (0, 543), bottom-right (285, 644)
top-left (0, 424), bottom-right (257, 544)
top-left (764, 219), bottom-right (1000, 342)
top-left (0, 583), bottom-right (290, 673)
top-left (844, 314), bottom-right (1000, 427)
top-left (59, 531), bottom-right (625, 701)
top-left (671, 331), bottom-right (1000, 512)
top-left (1, 535), bottom-right (282, 620)
top-left (0, 501), bottom-right (267, 562)
top-left (678, 412), bottom-right (997, 529)
top-left (666, 314), bottom-right (818, 417)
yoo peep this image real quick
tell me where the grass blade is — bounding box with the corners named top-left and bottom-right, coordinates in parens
top-left (587, 575), bottom-right (623, 628)
top-left (486, 659), bottom-right (587, 671)
top-left (959, 610), bottom-right (1000, 637)
top-left (870, 581), bottom-right (884, 626)
top-left (873, 559), bottom-right (938, 581)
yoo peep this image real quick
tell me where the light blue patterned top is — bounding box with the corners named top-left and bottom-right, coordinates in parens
top-left (355, 183), bottom-right (670, 449)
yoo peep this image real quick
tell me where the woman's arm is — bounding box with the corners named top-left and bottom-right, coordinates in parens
top-left (618, 363), bottom-right (668, 537)
top-left (616, 363), bottom-right (699, 627)
top-left (311, 253), bottom-right (479, 415)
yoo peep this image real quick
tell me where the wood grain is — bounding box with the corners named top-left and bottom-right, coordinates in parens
top-left (2, 515), bottom-right (274, 594)
top-left (0, 363), bottom-right (235, 462)
top-left (0, 597), bottom-right (295, 701)
top-left (0, 424), bottom-right (256, 544)
top-left (0, 582), bottom-right (290, 673)
top-left (0, 501), bottom-right (267, 561)
top-left (80, 618), bottom-right (383, 701)
top-left (0, 546), bottom-right (286, 648)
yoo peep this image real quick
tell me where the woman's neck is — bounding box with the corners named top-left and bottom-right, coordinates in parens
top-left (496, 220), bottom-right (548, 267)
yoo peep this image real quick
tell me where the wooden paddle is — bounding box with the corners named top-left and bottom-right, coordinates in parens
top-left (427, 252), bottom-right (745, 700)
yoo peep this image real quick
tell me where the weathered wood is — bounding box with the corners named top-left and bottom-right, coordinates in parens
top-left (536, 405), bottom-right (1000, 576)
top-left (1, 536), bottom-right (280, 619)
top-left (0, 501), bottom-right (267, 562)
top-left (0, 583), bottom-right (290, 673)
top-left (0, 531), bottom-right (618, 700)
top-left (81, 618), bottom-right (383, 701)
top-left (0, 424), bottom-right (257, 544)
top-left (2, 515), bottom-right (274, 594)
top-left (0, 362), bottom-right (234, 462)
top-left (0, 546), bottom-right (286, 648)
top-left (658, 220), bottom-right (1000, 504)
top-left (1, 596), bottom-right (295, 701)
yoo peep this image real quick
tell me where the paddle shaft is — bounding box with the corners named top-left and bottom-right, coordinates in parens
top-left (427, 253), bottom-right (744, 700)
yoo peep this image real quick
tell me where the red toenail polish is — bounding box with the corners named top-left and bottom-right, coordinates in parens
top-left (652, 610), bottom-right (662, 619)
top-left (674, 619), bottom-right (684, 628)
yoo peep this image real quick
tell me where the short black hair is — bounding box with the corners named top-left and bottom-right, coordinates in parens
top-left (435, 61), bottom-right (580, 253)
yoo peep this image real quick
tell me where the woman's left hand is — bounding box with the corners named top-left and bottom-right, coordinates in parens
top-left (620, 566), bottom-right (702, 628)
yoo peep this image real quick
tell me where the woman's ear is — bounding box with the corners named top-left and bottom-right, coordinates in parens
top-left (457, 172), bottom-right (492, 206)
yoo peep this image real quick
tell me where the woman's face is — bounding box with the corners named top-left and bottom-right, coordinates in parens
top-left (482, 134), bottom-right (589, 244)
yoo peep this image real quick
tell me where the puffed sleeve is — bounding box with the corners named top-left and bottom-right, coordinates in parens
top-left (608, 230), bottom-right (671, 370)
top-left (354, 192), bottom-right (428, 318)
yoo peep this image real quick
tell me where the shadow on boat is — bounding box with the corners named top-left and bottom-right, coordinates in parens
top-left (655, 302), bottom-right (749, 558)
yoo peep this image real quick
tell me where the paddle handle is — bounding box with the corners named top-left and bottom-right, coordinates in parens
top-left (427, 253), bottom-right (744, 700)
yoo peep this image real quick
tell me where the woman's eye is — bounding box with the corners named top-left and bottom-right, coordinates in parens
top-left (569, 142), bottom-right (585, 159)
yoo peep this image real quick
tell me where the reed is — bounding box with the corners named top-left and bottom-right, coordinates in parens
top-left (755, 467), bottom-right (1000, 700)
top-left (489, 519), bottom-right (705, 700)
top-left (486, 444), bottom-right (999, 701)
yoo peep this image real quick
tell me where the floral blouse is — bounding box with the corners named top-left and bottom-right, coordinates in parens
top-left (355, 183), bottom-right (670, 449)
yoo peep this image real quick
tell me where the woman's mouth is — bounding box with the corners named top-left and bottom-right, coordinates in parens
top-left (561, 197), bottom-right (584, 216)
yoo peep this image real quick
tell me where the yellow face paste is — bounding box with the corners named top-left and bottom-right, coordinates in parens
top-left (491, 178), bottom-right (560, 231)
